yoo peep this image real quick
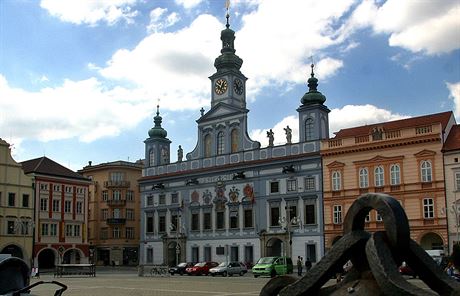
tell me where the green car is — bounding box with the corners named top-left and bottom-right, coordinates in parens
top-left (252, 256), bottom-right (293, 278)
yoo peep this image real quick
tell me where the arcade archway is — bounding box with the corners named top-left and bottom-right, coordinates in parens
top-left (420, 232), bottom-right (444, 250)
top-left (265, 238), bottom-right (282, 257)
top-left (0, 244), bottom-right (23, 259)
top-left (37, 248), bottom-right (56, 269)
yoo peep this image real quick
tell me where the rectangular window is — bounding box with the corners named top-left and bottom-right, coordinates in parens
top-left (456, 172), bottom-right (460, 191)
top-left (112, 227), bottom-right (120, 239)
top-left (40, 198), bottom-right (48, 211)
top-left (8, 193), bottom-right (15, 207)
top-left (65, 186), bottom-right (72, 193)
top-left (100, 228), bottom-right (108, 240)
top-left (287, 204), bottom-right (297, 222)
top-left (270, 206), bottom-right (280, 227)
top-left (307, 244), bottom-right (317, 262)
top-left (171, 193), bottom-right (179, 204)
top-left (50, 224), bottom-right (57, 236)
top-left (332, 171), bottom-right (341, 191)
top-left (53, 185), bottom-right (61, 192)
top-left (333, 205), bottom-right (342, 224)
top-left (244, 208), bottom-right (253, 228)
top-left (76, 201), bottom-right (83, 214)
top-left (41, 223), bottom-right (49, 236)
top-left (287, 179), bottom-right (297, 192)
top-left (65, 224), bottom-right (73, 236)
top-left (146, 194), bottom-right (153, 206)
top-left (40, 183), bottom-right (48, 190)
top-left (216, 247), bottom-right (225, 255)
top-left (146, 216), bottom-right (154, 233)
top-left (216, 211), bottom-right (224, 229)
top-left (230, 210), bottom-right (238, 229)
top-left (126, 209), bottom-right (134, 220)
top-left (203, 212), bottom-right (212, 230)
top-left (64, 200), bottom-right (72, 213)
top-left (74, 225), bottom-right (80, 237)
top-left (126, 227), bottom-right (134, 239)
top-left (102, 191), bottom-right (108, 201)
top-left (423, 198), bottom-right (434, 219)
top-left (191, 213), bottom-right (199, 231)
top-left (159, 215), bottom-right (166, 233)
top-left (146, 248), bottom-right (153, 263)
top-left (52, 200), bottom-right (60, 212)
top-left (126, 190), bottom-right (134, 201)
top-left (110, 172), bottom-right (124, 181)
top-left (305, 204), bottom-right (316, 224)
top-left (7, 221), bottom-right (15, 234)
top-left (270, 181), bottom-right (279, 194)
top-left (159, 194), bottom-right (166, 205)
top-left (113, 190), bottom-right (121, 200)
top-left (305, 177), bottom-right (315, 191)
top-left (22, 194), bottom-right (29, 207)
top-left (102, 209), bottom-right (108, 220)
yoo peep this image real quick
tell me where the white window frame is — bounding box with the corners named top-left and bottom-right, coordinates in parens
top-left (332, 171), bottom-right (341, 191)
top-left (359, 168), bottom-right (369, 188)
top-left (423, 198), bottom-right (434, 219)
top-left (390, 164), bottom-right (401, 185)
top-left (421, 160), bottom-right (432, 182)
top-left (287, 179), bottom-right (297, 192)
top-left (333, 205), bottom-right (342, 224)
top-left (374, 166), bottom-right (384, 187)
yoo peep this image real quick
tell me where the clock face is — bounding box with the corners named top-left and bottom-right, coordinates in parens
top-left (233, 78), bottom-right (244, 95)
top-left (214, 78), bottom-right (228, 95)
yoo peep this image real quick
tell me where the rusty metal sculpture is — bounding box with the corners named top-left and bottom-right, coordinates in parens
top-left (260, 193), bottom-right (460, 295)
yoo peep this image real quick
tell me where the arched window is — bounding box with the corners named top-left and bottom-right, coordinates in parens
top-left (113, 209), bottom-right (120, 218)
top-left (332, 171), bottom-right (341, 191)
top-left (421, 160), bottom-right (432, 182)
top-left (204, 134), bottom-right (211, 157)
top-left (217, 132), bottom-right (225, 155)
top-left (390, 164), bottom-right (401, 185)
top-left (149, 149), bottom-right (154, 166)
top-left (231, 129), bottom-right (239, 153)
top-left (305, 118), bottom-right (314, 141)
top-left (359, 168), bottom-right (369, 188)
top-left (374, 166), bottom-right (384, 187)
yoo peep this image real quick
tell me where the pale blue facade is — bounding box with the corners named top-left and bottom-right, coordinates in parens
top-left (139, 17), bottom-right (329, 267)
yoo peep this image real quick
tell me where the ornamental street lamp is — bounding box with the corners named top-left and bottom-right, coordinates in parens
top-left (14, 217), bottom-right (35, 264)
top-left (169, 219), bottom-right (186, 265)
top-left (278, 210), bottom-right (301, 266)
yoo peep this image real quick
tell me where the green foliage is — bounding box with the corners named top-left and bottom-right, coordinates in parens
top-left (452, 243), bottom-right (460, 269)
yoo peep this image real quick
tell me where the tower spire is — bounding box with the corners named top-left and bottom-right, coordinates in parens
top-left (225, 0), bottom-right (230, 28)
top-left (300, 59), bottom-right (326, 106)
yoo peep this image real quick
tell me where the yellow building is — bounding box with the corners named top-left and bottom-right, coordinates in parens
top-left (442, 124), bottom-right (460, 253)
top-left (79, 160), bottom-right (142, 266)
top-left (321, 111), bottom-right (455, 253)
top-left (0, 138), bottom-right (34, 266)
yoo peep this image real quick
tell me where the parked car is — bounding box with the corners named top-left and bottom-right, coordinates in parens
top-left (186, 261), bottom-right (218, 276)
top-left (169, 262), bottom-right (194, 276)
top-left (399, 262), bottom-right (416, 278)
top-left (252, 256), bottom-right (293, 278)
top-left (209, 262), bottom-right (247, 277)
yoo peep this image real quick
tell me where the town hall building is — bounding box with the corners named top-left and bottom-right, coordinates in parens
top-left (138, 14), bottom-right (330, 267)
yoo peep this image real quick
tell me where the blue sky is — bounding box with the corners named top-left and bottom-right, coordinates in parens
top-left (1, 0), bottom-right (459, 170)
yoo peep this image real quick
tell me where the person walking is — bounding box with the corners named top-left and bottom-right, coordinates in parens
top-left (297, 256), bottom-right (303, 276)
top-left (305, 257), bottom-right (312, 272)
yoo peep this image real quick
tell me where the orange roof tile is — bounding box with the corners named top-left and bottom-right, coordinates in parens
top-left (443, 124), bottom-right (460, 152)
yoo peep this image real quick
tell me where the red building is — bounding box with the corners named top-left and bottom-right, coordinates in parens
top-left (21, 157), bottom-right (91, 269)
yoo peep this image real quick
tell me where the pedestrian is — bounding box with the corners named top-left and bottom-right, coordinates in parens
top-left (305, 257), bottom-right (312, 271)
top-left (297, 256), bottom-right (303, 276)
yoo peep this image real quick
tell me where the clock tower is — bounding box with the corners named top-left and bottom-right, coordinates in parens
top-left (209, 12), bottom-right (247, 109)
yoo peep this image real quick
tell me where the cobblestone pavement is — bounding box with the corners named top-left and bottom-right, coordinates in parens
top-left (27, 268), bottom-right (432, 296)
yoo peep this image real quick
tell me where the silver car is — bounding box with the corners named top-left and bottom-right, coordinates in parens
top-left (209, 262), bottom-right (247, 277)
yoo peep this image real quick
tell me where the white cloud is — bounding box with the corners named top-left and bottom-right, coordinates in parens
top-left (0, 74), bottom-right (152, 143)
top-left (147, 8), bottom-right (180, 33)
top-left (371, 0), bottom-right (460, 54)
top-left (40, 0), bottom-right (139, 26)
top-left (174, 0), bottom-right (204, 10)
top-left (100, 14), bottom-right (220, 110)
top-left (447, 82), bottom-right (460, 119)
top-left (329, 104), bottom-right (409, 135)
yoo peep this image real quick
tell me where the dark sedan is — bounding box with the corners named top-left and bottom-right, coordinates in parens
top-left (169, 262), bottom-right (195, 276)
